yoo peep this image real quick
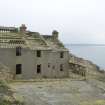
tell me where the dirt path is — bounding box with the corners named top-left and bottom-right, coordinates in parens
top-left (10, 79), bottom-right (105, 105)
top-left (11, 83), bottom-right (51, 105)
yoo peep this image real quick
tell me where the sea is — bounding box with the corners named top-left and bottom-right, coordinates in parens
top-left (65, 44), bottom-right (105, 69)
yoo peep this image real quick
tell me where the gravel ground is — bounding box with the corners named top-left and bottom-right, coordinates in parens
top-left (9, 79), bottom-right (105, 105)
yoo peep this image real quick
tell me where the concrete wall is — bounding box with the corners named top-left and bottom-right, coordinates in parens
top-left (0, 48), bottom-right (69, 79)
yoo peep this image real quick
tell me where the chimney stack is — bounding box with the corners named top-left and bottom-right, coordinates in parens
top-left (20, 24), bottom-right (27, 33)
top-left (52, 30), bottom-right (59, 40)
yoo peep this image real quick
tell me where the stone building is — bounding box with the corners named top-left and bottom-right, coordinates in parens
top-left (0, 24), bottom-right (69, 79)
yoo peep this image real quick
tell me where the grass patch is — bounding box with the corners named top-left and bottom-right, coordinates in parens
top-left (0, 80), bottom-right (24, 105)
top-left (80, 100), bottom-right (105, 105)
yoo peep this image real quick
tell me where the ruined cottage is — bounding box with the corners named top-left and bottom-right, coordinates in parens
top-left (0, 24), bottom-right (70, 79)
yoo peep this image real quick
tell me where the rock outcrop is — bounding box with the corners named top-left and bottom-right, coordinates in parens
top-left (0, 80), bottom-right (24, 105)
top-left (69, 53), bottom-right (105, 80)
top-left (0, 63), bottom-right (13, 81)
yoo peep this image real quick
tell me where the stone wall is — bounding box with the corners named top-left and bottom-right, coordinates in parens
top-left (0, 48), bottom-right (69, 79)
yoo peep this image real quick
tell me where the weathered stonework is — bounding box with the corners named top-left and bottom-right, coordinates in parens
top-left (69, 53), bottom-right (104, 80)
top-left (0, 25), bottom-right (69, 79)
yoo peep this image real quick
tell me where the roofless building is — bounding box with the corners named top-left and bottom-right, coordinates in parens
top-left (0, 24), bottom-right (69, 79)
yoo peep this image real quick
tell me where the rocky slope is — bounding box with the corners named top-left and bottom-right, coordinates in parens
top-left (0, 80), bottom-right (24, 105)
top-left (69, 53), bottom-right (105, 80)
top-left (0, 63), bottom-right (13, 81)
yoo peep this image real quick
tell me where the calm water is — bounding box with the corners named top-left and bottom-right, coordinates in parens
top-left (66, 44), bottom-right (105, 69)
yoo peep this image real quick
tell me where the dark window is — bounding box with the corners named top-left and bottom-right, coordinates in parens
top-left (52, 65), bottom-right (55, 69)
top-left (37, 64), bottom-right (41, 74)
top-left (60, 64), bottom-right (64, 71)
top-left (60, 52), bottom-right (64, 58)
top-left (16, 47), bottom-right (21, 56)
top-left (16, 64), bottom-right (22, 74)
top-left (48, 63), bottom-right (50, 68)
top-left (37, 50), bottom-right (41, 57)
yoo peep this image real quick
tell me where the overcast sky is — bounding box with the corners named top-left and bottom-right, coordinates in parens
top-left (0, 0), bottom-right (105, 44)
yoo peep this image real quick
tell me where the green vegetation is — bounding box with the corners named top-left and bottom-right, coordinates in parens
top-left (80, 100), bottom-right (105, 105)
top-left (0, 80), bottom-right (24, 105)
top-left (0, 80), bottom-right (9, 88)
